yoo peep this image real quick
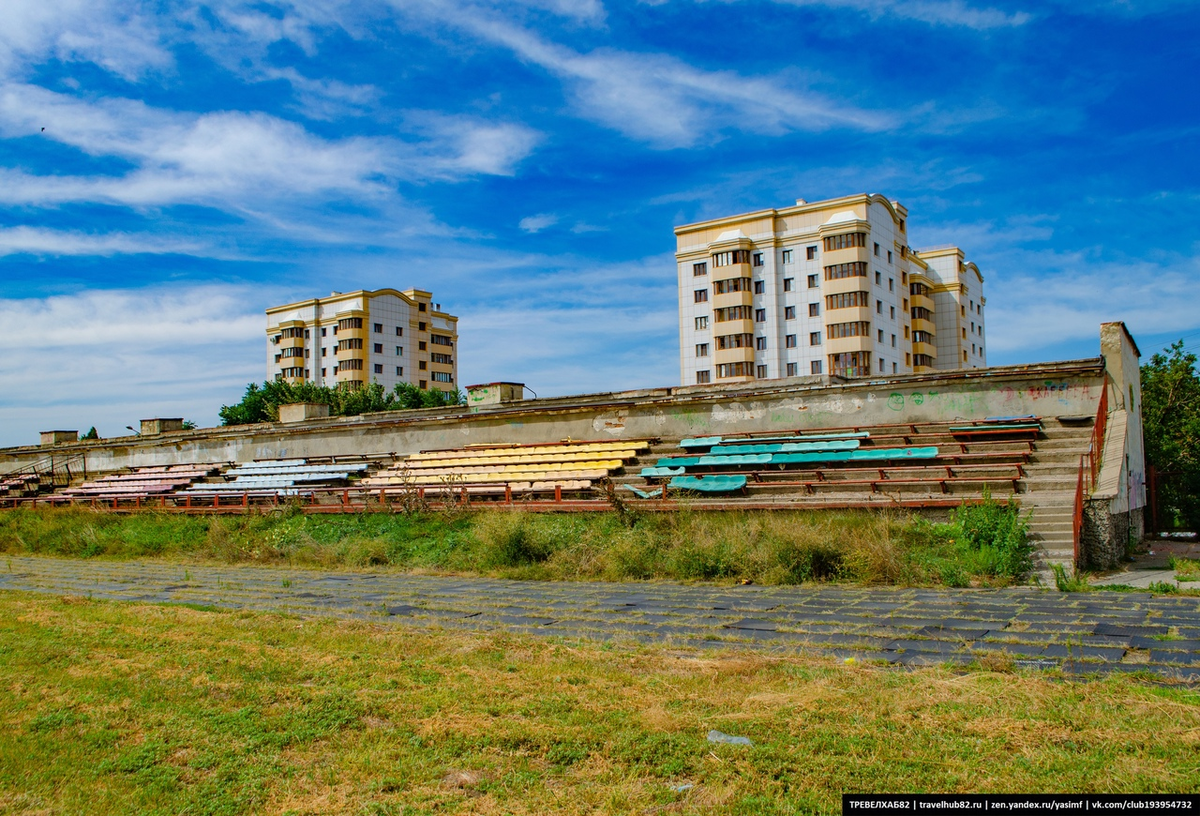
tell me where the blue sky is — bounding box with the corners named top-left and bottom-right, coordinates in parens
top-left (1, 0), bottom-right (1198, 447)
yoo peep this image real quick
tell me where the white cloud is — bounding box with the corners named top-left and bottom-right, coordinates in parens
top-left (763, 0), bottom-right (1030, 29)
top-left (519, 213), bottom-right (559, 232)
top-left (0, 0), bottom-right (171, 80)
top-left (0, 227), bottom-right (214, 258)
top-left (0, 286), bottom-right (272, 446)
top-left (0, 85), bottom-right (541, 211)
top-left (397, 3), bottom-right (890, 147)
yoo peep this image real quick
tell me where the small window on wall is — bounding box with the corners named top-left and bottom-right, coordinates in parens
top-left (696, 370), bottom-right (711, 384)
top-left (754, 280), bottom-right (765, 294)
top-left (693, 262), bottom-right (707, 276)
top-left (696, 343), bottom-right (709, 357)
top-left (419, 322), bottom-right (427, 331)
top-left (374, 364), bottom-right (383, 374)
top-left (419, 303), bottom-right (427, 312)
top-left (807, 274), bottom-right (818, 288)
top-left (810, 332), bottom-right (822, 346)
top-left (419, 341), bottom-right (427, 350)
top-left (893, 362), bottom-right (898, 373)
top-left (782, 249), bottom-right (793, 264)
top-left (783, 278), bottom-right (794, 292)
top-left (694, 289), bottom-right (708, 303)
top-left (396, 366), bottom-right (403, 375)
top-left (811, 360), bottom-right (823, 375)
top-left (374, 343), bottom-right (383, 353)
top-left (806, 246), bottom-right (817, 260)
top-left (787, 363), bottom-right (798, 376)
top-left (752, 252), bottom-right (763, 267)
top-left (786, 334), bottom-right (797, 348)
top-left (755, 309), bottom-right (766, 323)
top-left (420, 380), bottom-right (427, 388)
top-left (755, 336), bottom-right (767, 350)
top-left (321, 327), bottom-right (327, 337)
top-left (374, 323), bottom-right (383, 333)
top-left (809, 303), bottom-right (820, 317)
top-left (419, 361), bottom-right (427, 370)
top-left (785, 306), bottom-right (796, 320)
top-left (396, 327), bottom-right (403, 337)
top-left (695, 316), bottom-right (709, 330)
top-left (756, 365), bottom-right (768, 379)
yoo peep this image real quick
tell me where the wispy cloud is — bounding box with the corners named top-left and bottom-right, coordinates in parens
top-left (0, 227), bottom-right (215, 258)
top-left (761, 0), bottom-right (1030, 29)
top-left (519, 213), bottom-right (559, 232)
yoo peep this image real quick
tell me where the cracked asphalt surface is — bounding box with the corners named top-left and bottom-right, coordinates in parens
top-left (2, 556), bottom-right (1199, 682)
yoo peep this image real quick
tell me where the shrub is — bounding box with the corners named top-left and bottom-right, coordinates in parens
top-left (951, 493), bottom-right (1033, 579)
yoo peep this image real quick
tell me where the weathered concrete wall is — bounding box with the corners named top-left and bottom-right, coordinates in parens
top-left (1082, 501), bottom-right (1144, 571)
top-left (1, 359), bottom-right (1105, 476)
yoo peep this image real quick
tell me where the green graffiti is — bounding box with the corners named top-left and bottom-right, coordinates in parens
top-left (887, 393), bottom-right (904, 411)
top-left (912, 393), bottom-right (925, 406)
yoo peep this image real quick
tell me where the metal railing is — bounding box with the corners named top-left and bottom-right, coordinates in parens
top-left (1073, 385), bottom-right (1109, 566)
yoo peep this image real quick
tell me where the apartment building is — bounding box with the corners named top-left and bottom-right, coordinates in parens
top-left (675, 193), bottom-right (986, 385)
top-left (265, 288), bottom-right (458, 393)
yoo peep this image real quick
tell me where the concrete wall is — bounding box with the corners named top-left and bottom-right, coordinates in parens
top-left (1082, 322), bottom-right (1146, 569)
top-left (1, 359), bottom-right (1105, 476)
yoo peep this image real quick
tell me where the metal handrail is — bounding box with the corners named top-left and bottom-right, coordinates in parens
top-left (1072, 385), bottom-right (1109, 566)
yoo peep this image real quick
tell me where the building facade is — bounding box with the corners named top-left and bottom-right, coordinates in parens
top-left (675, 193), bottom-right (986, 385)
top-left (266, 288), bottom-right (459, 393)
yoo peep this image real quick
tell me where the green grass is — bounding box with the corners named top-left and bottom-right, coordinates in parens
top-left (1170, 555), bottom-right (1200, 582)
top-left (0, 500), bottom-right (1032, 587)
top-left (0, 593), bottom-right (1196, 814)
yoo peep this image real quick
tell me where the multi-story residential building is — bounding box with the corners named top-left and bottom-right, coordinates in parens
top-left (265, 288), bottom-right (459, 393)
top-left (675, 193), bottom-right (985, 385)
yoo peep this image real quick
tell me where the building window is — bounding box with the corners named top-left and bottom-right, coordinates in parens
top-left (824, 262), bottom-right (867, 280)
top-left (878, 329), bottom-right (885, 342)
top-left (374, 323), bottom-right (383, 333)
top-left (879, 359), bottom-right (885, 372)
top-left (712, 249), bottom-right (750, 267)
top-left (374, 363), bottom-right (383, 374)
top-left (971, 321), bottom-right (975, 332)
top-left (875, 270), bottom-right (882, 285)
top-left (811, 360), bottom-right (822, 375)
top-left (715, 306), bottom-right (753, 322)
top-left (419, 380), bottom-right (427, 388)
top-left (396, 327), bottom-right (403, 337)
top-left (321, 368), bottom-right (326, 377)
top-left (888, 278), bottom-right (894, 292)
top-left (823, 232), bottom-right (866, 251)
top-left (432, 371), bottom-right (454, 383)
top-left (431, 334), bottom-right (453, 347)
top-left (891, 334), bottom-right (897, 348)
top-left (337, 317), bottom-right (363, 331)
top-left (893, 362), bottom-right (898, 373)
top-left (753, 280), bottom-right (765, 294)
top-left (902, 272), bottom-right (908, 285)
top-left (321, 348), bottom-right (328, 357)
top-left (716, 333), bottom-right (754, 350)
top-left (810, 332), bottom-right (822, 346)
top-left (752, 252), bottom-right (763, 267)
top-left (696, 370), bottom-right (711, 384)
top-left (714, 278), bottom-right (751, 294)
top-left (785, 306), bottom-right (796, 320)
top-left (961, 305), bottom-right (966, 316)
top-left (755, 336), bottom-right (767, 350)
top-left (783, 277), bottom-right (794, 292)
top-left (419, 341), bottom-right (427, 351)
top-left (696, 343), bottom-right (709, 357)
top-left (876, 300), bottom-right (883, 314)
top-left (419, 360), bottom-right (427, 370)
top-left (787, 362), bottom-right (798, 376)
top-left (419, 322), bottom-right (427, 331)
top-left (874, 242), bottom-right (880, 256)
top-left (963, 328), bottom-right (967, 339)
top-left (715, 362), bottom-right (754, 379)
top-left (340, 358), bottom-right (364, 371)
top-left (903, 298), bottom-right (909, 310)
top-left (694, 289), bottom-right (708, 303)
top-left (887, 250), bottom-right (892, 263)
top-left (809, 303), bottom-right (820, 317)
top-left (396, 346), bottom-right (403, 355)
top-left (431, 353), bottom-right (453, 365)
top-left (914, 354), bottom-right (934, 367)
top-left (828, 321), bottom-right (871, 339)
top-left (826, 291), bottom-right (869, 309)
top-left (912, 307), bottom-right (933, 321)
top-left (904, 326), bottom-right (910, 339)
top-left (693, 262), bottom-right (708, 276)
top-left (755, 308), bottom-right (766, 323)
top-left (807, 274), bottom-right (819, 288)
top-left (756, 365), bottom-right (768, 379)
top-left (321, 327), bottom-right (327, 337)
top-left (419, 302), bottom-right (427, 312)
top-left (695, 316), bottom-right (709, 330)
top-left (890, 306), bottom-right (895, 320)
top-left (782, 249), bottom-right (793, 264)
top-left (786, 334), bottom-right (797, 348)
top-left (806, 246), bottom-right (817, 260)
top-left (374, 343), bottom-right (383, 353)
top-left (963, 350), bottom-right (968, 361)
top-left (830, 351), bottom-right (871, 377)
top-left (396, 366), bottom-right (403, 376)
top-left (337, 338), bottom-right (364, 351)
top-left (913, 330), bottom-right (935, 344)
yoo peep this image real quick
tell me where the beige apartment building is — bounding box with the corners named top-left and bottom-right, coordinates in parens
top-left (266, 288), bottom-right (458, 393)
top-left (675, 193), bottom-right (986, 384)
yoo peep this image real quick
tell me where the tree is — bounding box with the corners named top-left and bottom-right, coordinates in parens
top-left (81, 427), bottom-right (99, 440)
top-left (1141, 340), bottom-right (1200, 530)
top-left (218, 380), bottom-right (465, 426)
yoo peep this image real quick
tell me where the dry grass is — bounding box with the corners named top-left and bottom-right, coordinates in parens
top-left (0, 593), bottom-right (1197, 815)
